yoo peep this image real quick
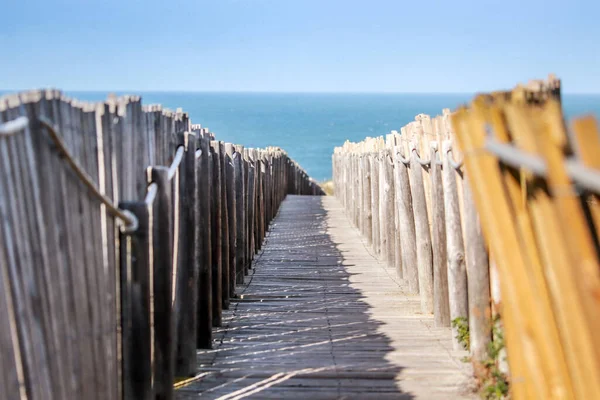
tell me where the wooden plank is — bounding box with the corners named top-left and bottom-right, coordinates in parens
top-left (247, 160), bottom-right (257, 267)
top-left (210, 143), bottom-right (222, 327)
top-left (570, 116), bottom-right (600, 241)
top-left (59, 95), bottom-right (94, 399)
top-left (119, 202), bottom-right (152, 400)
top-left (26, 92), bottom-right (73, 399)
top-left (381, 148), bottom-right (397, 271)
top-left (441, 140), bottom-right (467, 347)
top-left (452, 105), bottom-right (540, 398)
top-left (219, 142), bottom-right (230, 309)
top-left (175, 132), bottom-right (198, 377)
top-left (242, 150), bottom-right (251, 272)
top-left (461, 175), bottom-right (490, 363)
top-left (430, 143), bottom-right (450, 327)
top-left (234, 151), bottom-right (246, 285)
top-left (369, 151), bottom-right (381, 255)
top-left (148, 167), bottom-right (175, 400)
top-left (224, 144), bottom-right (237, 300)
top-left (362, 150), bottom-right (373, 245)
top-left (408, 140), bottom-right (433, 314)
top-left (0, 156), bottom-right (24, 399)
top-left (82, 103), bottom-right (110, 399)
top-left (197, 138), bottom-right (213, 349)
top-left (392, 140), bottom-right (419, 294)
top-left (502, 100), bottom-right (596, 398)
top-left (95, 99), bottom-right (119, 400)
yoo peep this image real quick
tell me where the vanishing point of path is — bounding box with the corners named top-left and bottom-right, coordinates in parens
top-left (177, 195), bottom-right (474, 399)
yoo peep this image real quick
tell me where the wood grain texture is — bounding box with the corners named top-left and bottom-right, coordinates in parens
top-left (176, 133), bottom-right (199, 377)
top-left (149, 167), bottom-right (175, 400)
top-left (462, 176), bottom-right (490, 362)
top-left (441, 141), bottom-right (468, 350)
top-left (430, 145), bottom-right (450, 328)
top-left (210, 143), bottom-right (222, 328)
top-left (409, 144), bottom-right (434, 314)
top-left (197, 139), bottom-right (213, 349)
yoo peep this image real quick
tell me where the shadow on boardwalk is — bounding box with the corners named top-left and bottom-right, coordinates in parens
top-left (177, 196), bottom-right (471, 399)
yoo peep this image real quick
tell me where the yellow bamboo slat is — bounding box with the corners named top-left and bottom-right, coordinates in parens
top-left (452, 106), bottom-right (534, 400)
top-left (570, 116), bottom-right (600, 232)
top-left (452, 77), bottom-right (600, 399)
top-left (493, 99), bottom-right (574, 399)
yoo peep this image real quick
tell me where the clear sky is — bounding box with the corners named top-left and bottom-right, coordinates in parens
top-left (1, 0), bottom-right (598, 93)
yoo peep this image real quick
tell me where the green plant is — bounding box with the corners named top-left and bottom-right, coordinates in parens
top-left (452, 316), bottom-right (470, 351)
top-left (478, 315), bottom-right (510, 400)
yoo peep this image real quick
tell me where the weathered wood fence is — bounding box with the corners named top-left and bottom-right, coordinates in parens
top-left (0, 89), bottom-right (322, 400)
top-left (333, 76), bottom-right (600, 399)
top-left (332, 109), bottom-right (492, 362)
top-left (453, 80), bottom-right (600, 399)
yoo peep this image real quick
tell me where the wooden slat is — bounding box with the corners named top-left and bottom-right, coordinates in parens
top-left (197, 137), bottom-right (213, 349)
top-left (149, 167), bottom-right (175, 400)
top-left (430, 143), bottom-right (450, 327)
top-left (408, 137), bottom-right (433, 314)
top-left (210, 142), bottom-right (223, 327)
top-left (175, 133), bottom-right (198, 377)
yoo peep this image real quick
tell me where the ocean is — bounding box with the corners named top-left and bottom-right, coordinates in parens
top-left (5, 91), bottom-right (600, 181)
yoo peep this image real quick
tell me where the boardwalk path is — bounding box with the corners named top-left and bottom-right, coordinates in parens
top-left (177, 196), bottom-right (474, 399)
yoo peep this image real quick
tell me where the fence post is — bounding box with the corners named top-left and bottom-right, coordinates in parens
top-left (358, 151), bottom-right (370, 245)
top-left (408, 140), bottom-right (434, 314)
top-left (442, 140), bottom-right (468, 348)
top-left (233, 151), bottom-right (245, 284)
top-left (210, 143), bottom-right (222, 327)
top-left (225, 144), bottom-right (237, 298)
top-left (119, 202), bottom-right (153, 400)
top-left (175, 132), bottom-right (198, 376)
top-left (382, 147), bottom-right (397, 272)
top-left (219, 141), bottom-right (230, 309)
top-left (463, 174), bottom-right (491, 362)
top-left (429, 143), bottom-right (450, 327)
top-left (147, 167), bottom-right (175, 400)
top-left (242, 150), bottom-right (249, 274)
top-left (197, 138), bottom-right (212, 349)
top-left (247, 161), bottom-right (256, 264)
top-left (258, 157), bottom-right (266, 245)
top-left (369, 151), bottom-right (381, 255)
top-left (378, 142), bottom-right (389, 260)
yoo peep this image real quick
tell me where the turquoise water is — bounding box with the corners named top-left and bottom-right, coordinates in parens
top-left (5, 91), bottom-right (600, 181)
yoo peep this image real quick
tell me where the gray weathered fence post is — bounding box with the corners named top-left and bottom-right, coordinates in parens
top-left (382, 148), bottom-right (397, 271)
top-left (369, 152), bottom-right (381, 255)
top-left (430, 143), bottom-right (450, 327)
top-left (234, 151), bottom-right (246, 284)
top-left (393, 144), bottom-right (419, 293)
top-left (119, 202), bottom-right (152, 400)
top-left (463, 174), bottom-right (491, 361)
top-left (175, 132), bottom-right (198, 376)
top-left (210, 143), bottom-right (222, 327)
top-left (225, 144), bottom-right (237, 299)
top-left (197, 138), bottom-right (212, 349)
top-left (219, 141), bottom-right (230, 309)
top-left (247, 162), bottom-right (256, 264)
top-left (148, 167), bottom-right (175, 400)
top-left (442, 140), bottom-right (468, 349)
top-left (408, 141), bottom-right (433, 314)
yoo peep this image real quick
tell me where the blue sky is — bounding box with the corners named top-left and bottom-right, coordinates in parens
top-left (1, 0), bottom-right (598, 93)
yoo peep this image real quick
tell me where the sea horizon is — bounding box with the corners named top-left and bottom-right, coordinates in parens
top-left (2, 90), bottom-right (600, 181)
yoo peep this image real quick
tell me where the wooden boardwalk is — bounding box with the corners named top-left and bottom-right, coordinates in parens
top-left (177, 195), bottom-right (474, 399)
